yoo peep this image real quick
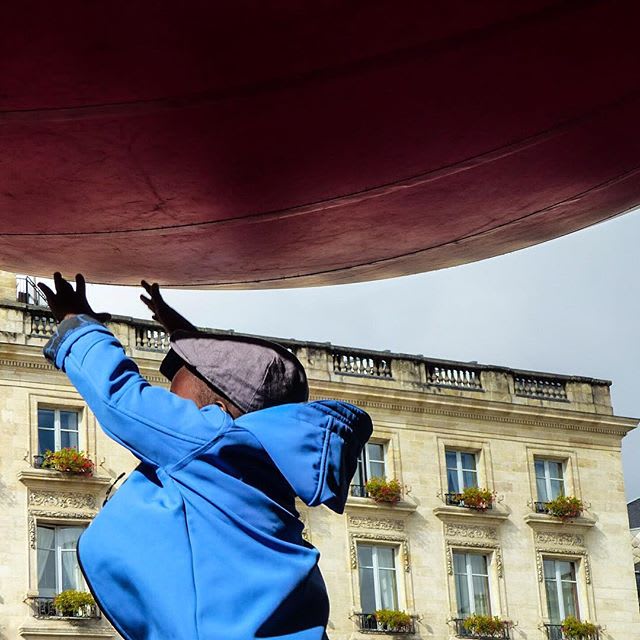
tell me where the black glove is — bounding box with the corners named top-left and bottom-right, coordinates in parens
top-left (37, 272), bottom-right (112, 324)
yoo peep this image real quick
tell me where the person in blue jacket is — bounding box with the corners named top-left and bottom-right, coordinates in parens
top-left (37, 273), bottom-right (373, 640)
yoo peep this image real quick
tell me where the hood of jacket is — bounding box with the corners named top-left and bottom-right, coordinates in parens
top-left (237, 400), bottom-right (373, 513)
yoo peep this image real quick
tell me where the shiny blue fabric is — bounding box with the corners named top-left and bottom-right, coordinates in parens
top-left (44, 318), bottom-right (372, 640)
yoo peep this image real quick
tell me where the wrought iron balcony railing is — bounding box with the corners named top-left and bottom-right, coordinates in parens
top-left (452, 618), bottom-right (510, 639)
top-left (350, 484), bottom-right (367, 498)
top-left (28, 596), bottom-right (100, 619)
top-left (445, 493), bottom-right (493, 510)
top-left (354, 613), bottom-right (417, 634)
top-left (544, 624), bottom-right (599, 640)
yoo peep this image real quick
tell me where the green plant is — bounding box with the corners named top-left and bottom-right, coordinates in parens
top-left (462, 614), bottom-right (508, 637)
top-left (365, 477), bottom-right (402, 503)
top-left (375, 609), bottom-right (413, 631)
top-left (42, 448), bottom-right (94, 475)
top-left (458, 487), bottom-right (495, 511)
top-left (545, 495), bottom-right (583, 521)
top-left (560, 616), bottom-right (599, 639)
top-left (52, 590), bottom-right (95, 616)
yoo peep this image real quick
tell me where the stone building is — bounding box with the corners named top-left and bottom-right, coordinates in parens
top-left (0, 270), bottom-right (638, 640)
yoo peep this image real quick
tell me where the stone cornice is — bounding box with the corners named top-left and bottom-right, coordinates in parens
top-left (309, 383), bottom-right (637, 437)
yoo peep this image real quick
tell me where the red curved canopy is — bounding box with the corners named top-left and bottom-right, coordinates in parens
top-left (2, 1), bottom-right (640, 287)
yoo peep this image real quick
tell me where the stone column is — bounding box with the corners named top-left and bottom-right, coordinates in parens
top-left (0, 271), bottom-right (16, 303)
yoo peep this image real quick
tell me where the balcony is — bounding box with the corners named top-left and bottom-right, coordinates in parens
top-left (354, 613), bottom-right (417, 634)
top-left (350, 484), bottom-right (367, 498)
top-left (445, 493), bottom-right (493, 510)
top-left (28, 596), bottom-right (101, 620)
top-left (452, 618), bottom-right (510, 639)
top-left (333, 351), bottom-right (392, 378)
top-left (544, 624), bottom-right (599, 640)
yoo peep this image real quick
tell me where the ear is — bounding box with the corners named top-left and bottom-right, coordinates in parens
top-left (214, 400), bottom-right (228, 414)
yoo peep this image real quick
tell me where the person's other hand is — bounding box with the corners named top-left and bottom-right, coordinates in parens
top-left (140, 280), bottom-right (196, 333)
top-left (37, 273), bottom-right (112, 323)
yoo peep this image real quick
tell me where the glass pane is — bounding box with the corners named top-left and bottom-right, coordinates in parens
top-left (536, 476), bottom-right (549, 502)
top-left (38, 428), bottom-right (55, 455)
top-left (543, 559), bottom-right (556, 579)
top-left (60, 430), bottom-right (79, 450)
top-left (60, 411), bottom-right (78, 431)
top-left (455, 572), bottom-right (471, 617)
top-left (534, 460), bottom-right (545, 478)
top-left (37, 547), bottom-right (56, 595)
top-left (353, 456), bottom-right (365, 486)
top-left (38, 409), bottom-right (55, 430)
top-left (545, 578), bottom-right (562, 623)
top-left (58, 526), bottom-right (83, 549)
top-left (61, 549), bottom-right (82, 591)
top-left (447, 468), bottom-right (460, 493)
top-left (460, 452), bottom-right (476, 471)
top-left (446, 451), bottom-right (457, 469)
top-left (359, 566), bottom-right (376, 613)
top-left (378, 568), bottom-right (398, 610)
top-left (358, 545), bottom-right (373, 568)
top-left (548, 461), bottom-right (564, 480)
top-left (367, 443), bottom-right (384, 463)
top-left (469, 554), bottom-right (488, 576)
top-left (473, 575), bottom-right (491, 615)
top-left (453, 552), bottom-right (467, 575)
top-left (463, 469), bottom-right (478, 489)
top-left (561, 580), bottom-right (579, 619)
top-left (369, 461), bottom-right (385, 479)
top-left (550, 479), bottom-right (565, 499)
top-left (558, 561), bottom-right (575, 582)
top-left (376, 546), bottom-right (395, 570)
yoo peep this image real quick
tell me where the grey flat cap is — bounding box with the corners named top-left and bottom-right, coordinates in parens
top-left (160, 331), bottom-right (309, 414)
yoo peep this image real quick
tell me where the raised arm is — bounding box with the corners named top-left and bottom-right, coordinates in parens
top-left (38, 274), bottom-right (224, 467)
top-left (139, 280), bottom-right (197, 333)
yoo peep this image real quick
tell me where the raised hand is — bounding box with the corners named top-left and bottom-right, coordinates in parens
top-left (37, 273), bottom-right (112, 323)
top-left (140, 280), bottom-right (196, 334)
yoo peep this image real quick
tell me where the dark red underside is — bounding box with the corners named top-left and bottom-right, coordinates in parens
top-left (1, 1), bottom-right (639, 287)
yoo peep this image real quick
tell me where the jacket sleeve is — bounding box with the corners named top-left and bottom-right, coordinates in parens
top-left (43, 315), bottom-right (220, 467)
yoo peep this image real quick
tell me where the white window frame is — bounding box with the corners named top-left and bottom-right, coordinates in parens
top-left (446, 450), bottom-right (478, 493)
top-left (543, 557), bottom-right (580, 622)
top-left (37, 407), bottom-right (81, 454)
top-left (357, 543), bottom-right (400, 612)
top-left (354, 442), bottom-right (387, 486)
top-left (535, 458), bottom-right (566, 502)
top-left (36, 524), bottom-right (87, 596)
top-left (453, 551), bottom-right (492, 617)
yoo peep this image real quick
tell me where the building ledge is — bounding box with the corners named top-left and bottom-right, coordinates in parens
top-left (20, 623), bottom-right (114, 639)
top-left (433, 505), bottom-right (510, 524)
top-left (523, 512), bottom-right (597, 530)
top-left (346, 496), bottom-right (418, 515)
top-left (18, 468), bottom-right (113, 489)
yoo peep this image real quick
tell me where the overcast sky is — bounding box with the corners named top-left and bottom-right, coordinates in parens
top-left (86, 207), bottom-right (640, 500)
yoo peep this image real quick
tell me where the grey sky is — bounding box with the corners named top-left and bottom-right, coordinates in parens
top-left (86, 207), bottom-right (640, 500)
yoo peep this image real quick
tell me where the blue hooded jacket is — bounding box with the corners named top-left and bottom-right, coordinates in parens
top-left (44, 316), bottom-right (373, 640)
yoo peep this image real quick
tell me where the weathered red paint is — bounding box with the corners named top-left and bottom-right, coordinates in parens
top-left (1, 2), bottom-right (639, 287)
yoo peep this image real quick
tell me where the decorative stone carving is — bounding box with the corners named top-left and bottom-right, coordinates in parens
top-left (350, 533), bottom-right (410, 572)
top-left (349, 515), bottom-right (405, 531)
top-left (29, 490), bottom-right (96, 510)
top-left (445, 524), bottom-right (497, 540)
top-left (535, 531), bottom-right (584, 547)
top-left (534, 530), bottom-right (591, 584)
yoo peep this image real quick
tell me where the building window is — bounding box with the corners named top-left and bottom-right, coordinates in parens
top-left (38, 408), bottom-right (80, 455)
top-left (358, 544), bottom-right (399, 612)
top-left (543, 558), bottom-right (579, 623)
top-left (453, 551), bottom-right (491, 617)
top-left (635, 563), bottom-right (640, 606)
top-left (352, 442), bottom-right (386, 497)
top-left (446, 450), bottom-right (478, 493)
top-left (535, 459), bottom-right (565, 502)
top-left (37, 525), bottom-right (85, 597)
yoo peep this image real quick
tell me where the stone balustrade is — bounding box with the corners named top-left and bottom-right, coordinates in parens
top-left (0, 300), bottom-right (613, 414)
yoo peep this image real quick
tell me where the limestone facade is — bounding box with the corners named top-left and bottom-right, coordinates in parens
top-left (0, 271), bottom-right (638, 640)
